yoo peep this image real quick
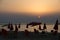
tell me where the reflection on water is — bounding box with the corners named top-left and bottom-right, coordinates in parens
top-left (0, 24), bottom-right (60, 32)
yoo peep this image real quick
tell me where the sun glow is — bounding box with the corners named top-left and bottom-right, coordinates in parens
top-left (0, 0), bottom-right (59, 16)
top-left (38, 16), bottom-right (41, 19)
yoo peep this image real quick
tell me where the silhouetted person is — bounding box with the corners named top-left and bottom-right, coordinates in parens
top-left (34, 29), bottom-right (36, 33)
top-left (39, 25), bottom-right (42, 30)
top-left (10, 24), bottom-right (13, 31)
top-left (34, 29), bottom-right (39, 34)
top-left (43, 23), bottom-right (47, 30)
top-left (24, 30), bottom-right (29, 37)
top-left (51, 30), bottom-right (54, 33)
top-left (14, 24), bottom-right (18, 38)
top-left (41, 31), bottom-right (45, 34)
top-left (15, 24), bottom-right (18, 32)
top-left (18, 24), bottom-right (20, 28)
top-left (53, 19), bottom-right (58, 30)
top-left (26, 24), bottom-right (28, 28)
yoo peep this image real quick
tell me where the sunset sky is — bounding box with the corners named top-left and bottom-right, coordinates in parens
top-left (0, 0), bottom-right (60, 15)
top-left (0, 0), bottom-right (60, 33)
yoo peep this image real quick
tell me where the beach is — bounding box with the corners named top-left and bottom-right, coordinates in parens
top-left (0, 24), bottom-right (60, 40)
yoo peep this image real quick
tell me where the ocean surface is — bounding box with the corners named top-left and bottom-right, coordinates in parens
top-left (0, 24), bottom-right (60, 32)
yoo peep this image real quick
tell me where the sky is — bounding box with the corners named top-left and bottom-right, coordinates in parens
top-left (0, 0), bottom-right (60, 16)
top-left (0, 0), bottom-right (60, 32)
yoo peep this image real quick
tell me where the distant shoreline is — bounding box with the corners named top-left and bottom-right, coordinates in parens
top-left (0, 23), bottom-right (58, 25)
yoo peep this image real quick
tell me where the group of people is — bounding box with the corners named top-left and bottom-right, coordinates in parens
top-left (0, 19), bottom-right (59, 37)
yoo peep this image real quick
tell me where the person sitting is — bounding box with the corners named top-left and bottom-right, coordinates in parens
top-left (53, 30), bottom-right (58, 35)
top-left (1, 29), bottom-right (8, 37)
top-left (24, 30), bottom-right (29, 37)
top-left (34, 29), bottom-right (39, 34)
top-left (51, 30), bottom-right (54, 33)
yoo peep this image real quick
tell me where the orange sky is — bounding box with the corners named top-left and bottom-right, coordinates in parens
top-left (0, 0), bottom-right (60, 15)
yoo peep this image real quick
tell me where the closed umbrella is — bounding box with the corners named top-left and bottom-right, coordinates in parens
top-left (53, 19), bottom-right (58, 30)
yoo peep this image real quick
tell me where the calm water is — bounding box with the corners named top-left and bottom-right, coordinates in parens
top-left (0, 24), bottom-right (60, 32)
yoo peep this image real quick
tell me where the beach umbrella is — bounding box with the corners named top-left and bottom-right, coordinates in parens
top-left (29, 22), bottom-right (41, 26)
top-left (26, 22), bottom-right (41, 28)
top-left (53, 19), bottom-right (58, 30)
